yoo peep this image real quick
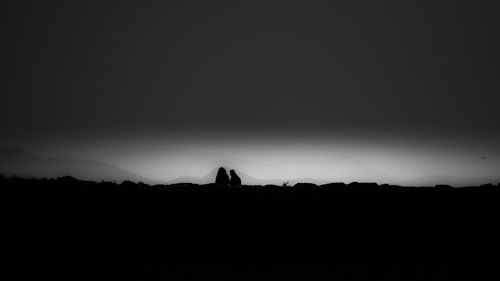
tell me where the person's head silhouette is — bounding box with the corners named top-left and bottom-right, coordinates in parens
top-left (229, 169), bottom-right (241, 186)
top-left (215, 167), bottom-right (229, 186)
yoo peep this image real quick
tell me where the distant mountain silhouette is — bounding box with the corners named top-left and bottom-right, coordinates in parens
top-left (0, 147), bottom-right (158, 184)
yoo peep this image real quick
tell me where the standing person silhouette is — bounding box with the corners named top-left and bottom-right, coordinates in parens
top-left (229, 169), bottom-right (241, 186)
top-left (215, 167), bottom-right (229, 186)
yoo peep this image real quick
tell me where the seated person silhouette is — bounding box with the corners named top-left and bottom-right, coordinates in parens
top-left (229, 169), bottom-right (242, 186)
top-left (215, 167), bottom-right (229, 186)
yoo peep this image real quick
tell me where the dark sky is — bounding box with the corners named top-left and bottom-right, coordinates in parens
top-left (1, 1), bottom-right (499, 184)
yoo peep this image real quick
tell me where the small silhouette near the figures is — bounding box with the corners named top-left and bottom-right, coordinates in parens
top-left (229, 169), bottom-right (241, 186)
top-left (215, 167), bottom-right (229, 186)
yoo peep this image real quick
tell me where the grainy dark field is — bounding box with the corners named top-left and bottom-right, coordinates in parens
top-left (3, 176), bottom-right (500, 280)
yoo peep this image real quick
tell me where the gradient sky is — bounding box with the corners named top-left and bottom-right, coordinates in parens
top-left (1, 1), bottom-right (499, 186)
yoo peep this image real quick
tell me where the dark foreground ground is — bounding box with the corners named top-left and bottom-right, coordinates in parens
top-left (3, 176), bottom-right (500, 280)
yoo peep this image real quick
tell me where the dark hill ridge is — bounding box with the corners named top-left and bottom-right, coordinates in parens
top-left (0, 148), bottom-right (351, 186)
top-left (3, 175), bottom-right (500, 268)
top-left (0, 147), bottom-right (159, 184)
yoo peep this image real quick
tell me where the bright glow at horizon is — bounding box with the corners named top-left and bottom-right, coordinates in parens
top-left (22, 135), bottom-right (500, 187)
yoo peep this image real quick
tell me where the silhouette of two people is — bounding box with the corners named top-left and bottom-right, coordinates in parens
top-left (215, 167), bottom-right (241, 186)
